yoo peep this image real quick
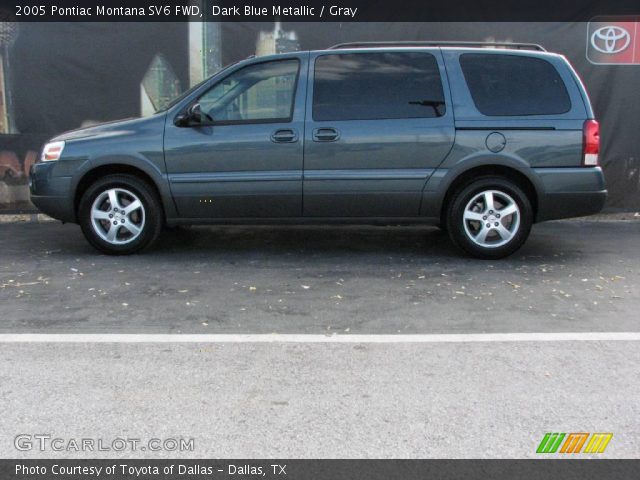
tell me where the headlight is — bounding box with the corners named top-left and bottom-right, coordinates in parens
top-left (41, 141), bottom-right (65, 162)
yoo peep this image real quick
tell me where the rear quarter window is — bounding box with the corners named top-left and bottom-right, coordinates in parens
top-left (460, 54), bottom-right (571, 116)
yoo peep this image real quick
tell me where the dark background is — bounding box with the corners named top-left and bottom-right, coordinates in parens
top-left (1, 22), bottom-right (639, 210)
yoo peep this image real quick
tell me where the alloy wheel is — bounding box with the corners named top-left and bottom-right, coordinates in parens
top-left (462, 189), bottom-right (520, 248)
top-left (90, 188), bottom-right (146, 245)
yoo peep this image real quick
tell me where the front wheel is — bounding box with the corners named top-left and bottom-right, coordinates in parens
top-left (78, 174), bottom-right (163, 255)
top-left (445, 177), bottom-right (533, 259)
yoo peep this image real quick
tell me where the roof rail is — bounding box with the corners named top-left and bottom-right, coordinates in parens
top-left (328, 41), bottom-right (546, 52)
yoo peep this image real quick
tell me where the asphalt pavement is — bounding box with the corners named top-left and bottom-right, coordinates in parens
top-left (1, 219), bottom-right (639, 459)
top-left (0, 220), bottom-right (638, 334)
top-left (2, 340), bottom-right (639, 458)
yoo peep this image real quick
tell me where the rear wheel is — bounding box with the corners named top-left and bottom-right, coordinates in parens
top-left (78, 174), bottom-right (163, 255)
top-left (445, 176), bottom-right (533, 259)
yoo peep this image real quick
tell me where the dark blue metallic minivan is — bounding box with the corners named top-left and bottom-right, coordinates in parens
top-left (30, 41), bottom-right (606, 258)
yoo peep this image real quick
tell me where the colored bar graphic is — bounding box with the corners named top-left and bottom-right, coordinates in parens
top-left (584, 433), bottom-right (613, 454)
top-left (537, 432), bottom-right (613, 454)
top-left (536, 433), bottom-right (566, 453)
top-left (560, 433), bottom-right (589, 453)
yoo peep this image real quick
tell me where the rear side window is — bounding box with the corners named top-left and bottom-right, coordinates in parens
top-left (313, 52), bottom-right (446, 121)
top-left (460, 54), bottom-right (571, 116)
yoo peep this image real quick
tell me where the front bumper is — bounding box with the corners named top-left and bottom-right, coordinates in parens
top-left (535, 167), bottom-right (607, 222)
top-left (29, 162), bottom-right (76, 223)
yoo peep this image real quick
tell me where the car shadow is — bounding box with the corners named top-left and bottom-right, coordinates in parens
top-left (151, 224), bottom-right (584, 265)
top-left (3, 222), bottom-right (587, 267)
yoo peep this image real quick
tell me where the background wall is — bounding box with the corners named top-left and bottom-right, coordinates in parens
top-left (1, 22), bottom-right (638, 211)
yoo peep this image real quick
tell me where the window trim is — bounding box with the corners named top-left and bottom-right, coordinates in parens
top-left (459, 53), bottom-right (572, 117)
top-left (192, 58), bottom-right (301, 126)
top-left (311, 51), bottom-right (447, 122)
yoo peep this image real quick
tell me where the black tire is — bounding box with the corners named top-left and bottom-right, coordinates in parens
top-left (445, 176), bottom-right (533, 259)
top-left (78, 174), bottom-right (163, 255)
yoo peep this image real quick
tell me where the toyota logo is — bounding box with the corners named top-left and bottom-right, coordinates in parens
top-left (591, 26), bottom-right (631, 54)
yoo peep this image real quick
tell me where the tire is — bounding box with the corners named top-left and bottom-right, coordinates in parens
top-left (78, 174), bottom-right (163, 255)
top-left (445, 176), bottom-right (533, 259)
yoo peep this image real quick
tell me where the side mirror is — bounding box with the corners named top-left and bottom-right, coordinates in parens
top-left (189, 103), bottom-right (205, 124)
top-left (174, 103), bottom-right (213, 127)
top-left (174, 112), bottom-right (189, 127)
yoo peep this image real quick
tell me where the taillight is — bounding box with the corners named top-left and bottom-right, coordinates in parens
top-left (583, 120), bottom-right (599, 166)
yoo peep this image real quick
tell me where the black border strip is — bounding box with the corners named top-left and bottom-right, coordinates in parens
top-left (2, 459), bottom-right (639, 479)
top-left (2, 0), bottom-right (640, 22)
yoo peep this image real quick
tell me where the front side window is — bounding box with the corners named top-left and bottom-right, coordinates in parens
top-left (460, 54), bottom-right (571, 116)
top-left (198, 59), bottom-right (299, 124)
top-left (313, 52), bottom-right (446, 122)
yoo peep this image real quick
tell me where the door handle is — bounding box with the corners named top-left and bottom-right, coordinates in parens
top-left (313, 127), bottom-right (340, 142)
top-left (271, 129), bottom-right (298, 143)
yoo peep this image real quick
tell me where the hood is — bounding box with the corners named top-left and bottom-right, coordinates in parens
top-left (51, 114), bottom-right (164, 142)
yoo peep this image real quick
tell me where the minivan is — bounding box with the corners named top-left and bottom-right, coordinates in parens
top-left (30, 41), bottom-right (606, 258)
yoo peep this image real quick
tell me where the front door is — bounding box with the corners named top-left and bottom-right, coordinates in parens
top-left (164, 55), bottom-right (306, 218)
top-left (303, 50), bottom-right (455, 218)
